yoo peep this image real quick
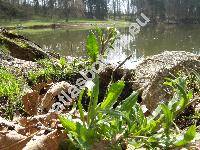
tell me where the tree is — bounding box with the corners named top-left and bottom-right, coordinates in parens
top-left (33, 0), bottom-right (39, 14)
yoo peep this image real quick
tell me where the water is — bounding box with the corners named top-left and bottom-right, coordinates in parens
top-left (17, 24), bottom-right (200, 68)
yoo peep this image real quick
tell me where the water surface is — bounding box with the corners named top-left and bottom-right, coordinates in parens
top-left (17, 25), bottom-right (200, 67)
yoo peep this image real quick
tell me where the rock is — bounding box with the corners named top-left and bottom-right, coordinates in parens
top-left (0, 28), bottom-right (49, 61)
top-left (134, 51), bottom-right (200, 112)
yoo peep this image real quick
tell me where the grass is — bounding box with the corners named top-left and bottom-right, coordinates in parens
top-left (68, 18), bottom-right (129, 25)
top-left (0, 19), bottom-right (56, 27)
top-left (0, 19), bottom-right (130, 30)
top-left (13, 28), bottom-right (54, 34)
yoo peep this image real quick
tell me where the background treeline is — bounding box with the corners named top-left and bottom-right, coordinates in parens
top-left (135, 0), bottom-right (200, 24)
top-left (1, 0), bottom-right (200, 24)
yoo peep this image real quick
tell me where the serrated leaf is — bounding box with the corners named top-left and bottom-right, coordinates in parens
top-left (100, 81), bottom-right (125, 110)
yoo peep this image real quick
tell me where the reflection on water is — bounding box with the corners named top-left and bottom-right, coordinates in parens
top-left (135, 25), bottom-right (200, 56)
top-left (105, 29), bottom-right (144, 69)
top-left (18, 25), bottom-right (200, 68)
top-left (19, 29), bottom-right (88, 57)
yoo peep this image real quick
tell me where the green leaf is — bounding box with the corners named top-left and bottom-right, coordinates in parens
top-left (187, 90), bottom-right (193, 100)
top-left (151, 105), bottom-right (162, 118)
top-left (59, 57), bottom-right (66, 67)
top-left (184, 125), bottom-right (196, 141)
top-left (86, 31), bottom-right (99, 63)
top-left (72, 123), bottom-right (92, 149)
top-left (163, 81), bottom-right (173, 87)
top-left (95, 27), bottom-right (103, 38)
top-left (136, 104), bottom-right (146, 127)
top-left (161, 104), bottom-right (173, 129)
top-left (193, 70), bottom-right (200, 84)
top-left (100, 81), bottom-right (125, 110)
top-left (148, 136), bottom-right (158, 143)
top-left (176, 78), bottom-right (188, 102)
top-left (78, 89), bottom-right (85, 124)
top-left (99, 109), bottom-right (130, 123)
top-left (87, 75), bottom-right (99, 125)
top-left (175, 125), bottom-right (196, 146)
top-left (119, 91), bottom-right (138, 112)
top-left (59, 116), bottom-right (77, 132)
top-left (167, 95), bottom-right (179, 111)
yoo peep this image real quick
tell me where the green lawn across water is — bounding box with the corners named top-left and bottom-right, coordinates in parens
top-left (0, 19), bottom-right (130, 30)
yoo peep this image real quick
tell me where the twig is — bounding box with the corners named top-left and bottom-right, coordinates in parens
top-left (114, 54), bottom-right (133, 72)
top-left (111, 54), bottom-right (133, 82)
top-left (107, 54), bottom-right (133, 92)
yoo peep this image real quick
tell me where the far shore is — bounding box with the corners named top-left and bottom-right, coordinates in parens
top-left (0, 19), bottom-right (130, 30)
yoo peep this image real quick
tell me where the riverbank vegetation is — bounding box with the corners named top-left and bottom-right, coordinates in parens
top-left (1, 0), bottom-right (200, 24)
top-left (0, 27), bottom-right (199, 149)
top-left (0, 19), bottom-right (130, 31)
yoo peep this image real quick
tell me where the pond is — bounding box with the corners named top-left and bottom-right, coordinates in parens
top-left (16, 24), bottom-right (200, 68)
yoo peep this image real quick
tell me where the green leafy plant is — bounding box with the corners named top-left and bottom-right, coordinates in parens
top-left (0, 68), bottom-right (24, 120)
top-left (86, 32), bottom-right (99, 63)
top-left (86, 27), bottom-right (118, 63)
top-left (28, 57), bottom-right (86, 84)
top-left (164, 71), bottom-right (200, 129)
top-left (59, 73), bottom-right (199, 149)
